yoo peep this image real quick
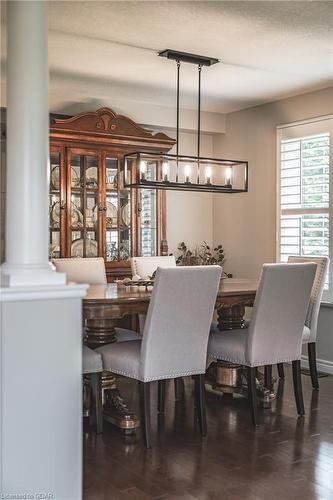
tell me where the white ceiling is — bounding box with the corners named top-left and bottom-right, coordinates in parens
top-left (2, 1), bottom-right (333, 115)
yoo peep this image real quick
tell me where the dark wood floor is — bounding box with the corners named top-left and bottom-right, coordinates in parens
top-left (84, 366), bottom-right (333, 500)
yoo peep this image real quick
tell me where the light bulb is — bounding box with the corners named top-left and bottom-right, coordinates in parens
top-left (184, 164), bottom-right (191, 182)
top-left (206, 166), bottom-right (212, 184)
top-left (140, 161), bottom-right (147, 174)
top-left (162, 161), bottom-right (169, 181)
top-left (225, 167), bottom-right (232, 185)
top-left (140, 161), bottom-right (147, 180)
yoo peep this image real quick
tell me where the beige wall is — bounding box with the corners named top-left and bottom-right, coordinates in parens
top-left (212, 86), bottom-right (333, 278)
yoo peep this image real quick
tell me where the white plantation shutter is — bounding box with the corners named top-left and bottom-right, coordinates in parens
top-left (277, 117), bottom-right (333, 287)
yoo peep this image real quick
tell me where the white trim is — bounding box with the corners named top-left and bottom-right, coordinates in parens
top-left (301, 354), bottom-right (333, 375)
top-left (276, 128), bottom-right (281, 262)
top-left (0, 283), bottom-right (88, 302)
top-left (277, 114), bottom-right (333, 131)
top-left (321, 300), bottom-right (333, 308)
top-left (276, 117), bottom-right (333, 279)
top-left (281, 207), bottom-right (330, 216)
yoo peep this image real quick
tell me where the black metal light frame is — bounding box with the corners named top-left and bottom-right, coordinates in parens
top-left (124, 152), bottom-right (248, 193)
top-left (123, 50), bottom-right (248, 194)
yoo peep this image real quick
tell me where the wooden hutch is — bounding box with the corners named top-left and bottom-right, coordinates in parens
top-left (49, 107), bottom-right (175, 281)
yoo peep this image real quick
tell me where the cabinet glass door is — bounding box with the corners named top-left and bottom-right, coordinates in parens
top-left (69, 151), bottom-right (99, 258)
top-left (105, 157), bottom-right (131, 262)
top-left (49, 149), bottom-right (63, 259)
top-left (139, 161), bottom-right (158, 256)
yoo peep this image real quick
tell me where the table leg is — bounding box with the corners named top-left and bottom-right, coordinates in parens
top-left (207, 305), bottom-right (275, 406)
top-left (217, 304), bottom-right (246, 330)
top-left (85, 318), bottom-right (140, 431)
top-left (209, 305), bottom-right (247, 394)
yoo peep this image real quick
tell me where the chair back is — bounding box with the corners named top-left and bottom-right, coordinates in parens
top-left (246, 263), bottom-right (316, 366)
top-left (52, 257), bottom-right (107, 285)
top-left (288, 256), bottom-right (329, 342)
top-left (140, 266), bottom-right (221, 381)
top-left (131, 256), bottom-right (176, 278)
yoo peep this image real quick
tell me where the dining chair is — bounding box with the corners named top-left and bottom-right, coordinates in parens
top-left (52, 257), bottom-right (107, 284)
top-left (128, 255), bottom-right (177, 333)
top-left (276, 256), bottom-right (329, 389)
top-left (128, 255), bottom-right (183, 393)
top-left (83, 345), bottom-right (103, 433)
top-left (130, 255), bottom-right (177, 325)
top-left (130, 255), bottom-right (176, 279)
top-left (96, 266), bottom-right (222, 448)
top-left (208, 263), bottom-right (316, 426)
top-left (52, 257), bottom-right (138, 342)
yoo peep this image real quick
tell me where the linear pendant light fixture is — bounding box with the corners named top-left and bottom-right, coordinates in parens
top-left (124, 49), bottom-right (248, 193)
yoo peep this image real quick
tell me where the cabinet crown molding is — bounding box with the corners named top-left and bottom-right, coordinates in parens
top-left (50, 107), bottom-right (175, 151)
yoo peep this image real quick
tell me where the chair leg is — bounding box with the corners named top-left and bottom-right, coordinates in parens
top-left (90, 373), bottom-right (103, 434)
top-left (308, 342), bottom-right (319, 390)
top-left (292, 360), bottom-right (305, 416)
top-left (277, 363), bottom-right (285, 379)
top-left (247, 367), bottom-right (258, 426)
top-left (264, 365), bottom-right (273, 391)
top-left (174, 377), bottom-right (185, 401)
top-left (194, 374), bottom-right (207, 437)
top-left (139, 381), bottom-right (152, 449)
top-left (158, 380), bottom-right (166, 414)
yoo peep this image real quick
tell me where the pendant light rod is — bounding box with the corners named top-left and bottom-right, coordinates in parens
top-left (176, 60), bottom-right (180, 182)
top-left (197, 64), bottom-right (202, 160)
top-left (176, 60), bottom-right (180, 158)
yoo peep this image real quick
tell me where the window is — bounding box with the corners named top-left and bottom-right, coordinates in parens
top-left (277, 116), bottom-right (333, 291)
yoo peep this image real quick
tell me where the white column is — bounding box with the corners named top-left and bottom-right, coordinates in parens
top-left (1, 0), bottom-right (64, 286)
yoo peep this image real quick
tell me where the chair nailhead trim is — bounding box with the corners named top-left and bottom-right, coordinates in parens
top-left (83, 368), bottom-right (103, 374)
top-left (208, 354), bottom-right (301, 367)
top-left (103, 367), bottom-right (205, 382)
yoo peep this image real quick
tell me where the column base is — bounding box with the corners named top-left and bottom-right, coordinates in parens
top-left (1, 262), bottom-right (66, 287)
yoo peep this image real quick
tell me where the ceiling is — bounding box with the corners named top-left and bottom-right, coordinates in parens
top-left (1, 1), bottom-right (333, 115)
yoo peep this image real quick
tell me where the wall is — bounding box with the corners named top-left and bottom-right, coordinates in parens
top-left (212, 86), bottom-right (333, 372)
top-left (301, 305), bottom-right (333, 374)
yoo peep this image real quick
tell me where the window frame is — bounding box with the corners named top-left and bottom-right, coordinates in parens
top-left (276, 115), bottom-right (333, 292)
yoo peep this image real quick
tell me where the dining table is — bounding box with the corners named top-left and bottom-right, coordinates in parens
top-left (83, 278), bottom-right (258, 432)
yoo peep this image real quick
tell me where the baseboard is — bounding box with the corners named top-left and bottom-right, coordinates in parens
top-left (301, 355), bottom-right (333, 375)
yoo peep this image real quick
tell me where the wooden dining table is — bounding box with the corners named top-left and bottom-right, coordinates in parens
top-left (83, 278), bottom-right (258, 431)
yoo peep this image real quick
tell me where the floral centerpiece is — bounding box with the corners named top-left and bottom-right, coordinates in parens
top-left (175, 241), bottom-right (232, 277)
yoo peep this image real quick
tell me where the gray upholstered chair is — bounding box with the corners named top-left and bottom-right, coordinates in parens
top-left (96, 266), bottom-right (222, 448)
top-left (83, 346), bottom-right (103, 433)
top-left (114, 256), bottom-right (178, 344)
top-left (52, 258), bottom-right (105, 433)
top-left (52, 257), bottom-right (107, 285)
top-left (130, 255), bottom-right (176, 278)
top-left (116, 255), bottom-right (178, 343)
top-left (208, 263), bottom-right (316, 426)
top-left (124, 255), bottom-right (188, 400)
top-left (276, 256), bottom-right (329, 389)
top-left (52, 257), bottom-right (135, 343)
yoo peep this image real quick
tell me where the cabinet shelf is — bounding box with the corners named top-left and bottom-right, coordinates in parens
top-left (70, 187), bottom-right (98, 194)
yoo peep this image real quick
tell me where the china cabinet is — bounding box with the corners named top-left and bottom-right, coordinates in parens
top-left (49, 108), bottom-right (175, 280)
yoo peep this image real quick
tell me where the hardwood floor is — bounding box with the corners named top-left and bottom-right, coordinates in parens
top-left (84, 366), bottom-right (333, 500)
